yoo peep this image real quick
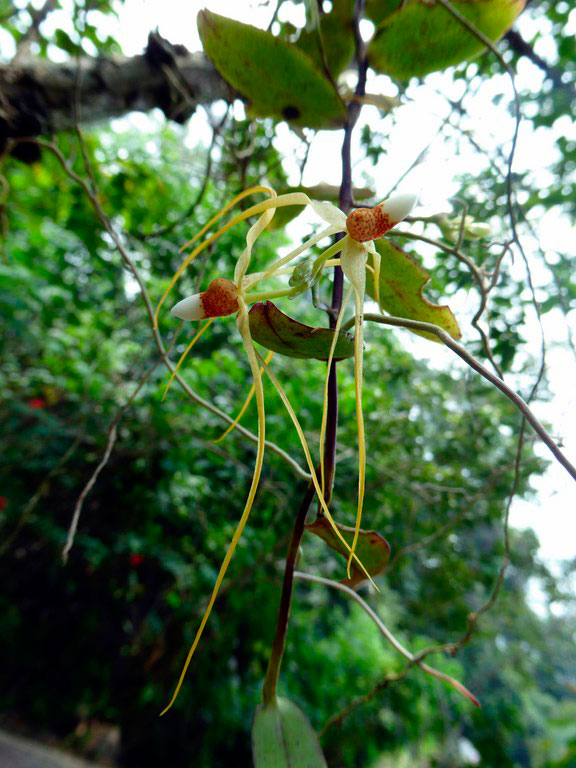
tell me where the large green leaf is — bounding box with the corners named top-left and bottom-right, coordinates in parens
top-left (365, 240), bottom-right (461, 342)
top-left (306, 516), bottom-right (390, 587)
top-left (197, 10), bottom-right (347, 129)
top-left (365, 0), bottom-right (403, 25)
top-left (249, 302), bottom-right (355, 360)
top-left (252, 697), bottom-right (328, 768)
top-left (367, 0), bottom-right (525, 79)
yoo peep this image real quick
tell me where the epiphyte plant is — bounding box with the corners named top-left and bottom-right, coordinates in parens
top-left (155, 186), bottom-right (417, 713)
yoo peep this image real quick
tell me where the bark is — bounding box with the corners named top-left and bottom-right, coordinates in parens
top-left (0, 32), bottom-right (232, 153)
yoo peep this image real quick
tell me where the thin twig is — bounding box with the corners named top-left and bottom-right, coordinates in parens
top-left (436, 0), bottom-right (547, 389)
top-left (10, 137), bottom-right (311, 482)
top-left (342, 313), bottom-right (576, 483)
top-left (134, 107), bottom-right (229, 240)
top-left (0, 425), bottom-right (85, 558)
top-left (62, 360), bottom-right (160, 563)
top-left (295, 571), bottom-right (479, 707)
top-left (435, 3), bottom-right (550, 649)
top-left (449, 416), bottom-right (526, 651)
top-left (386, 454), bottom-right (522, 571)
top-left (392, 229), bottom-right (504, 377)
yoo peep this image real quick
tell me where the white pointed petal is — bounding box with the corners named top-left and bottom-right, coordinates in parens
top-left (340, 237), bottom-right (368, 292)
top-left (310, 200), bottom-right (348, 229)
top-left (379, 193), bottom-right (417, 224)
top-left (171, 293), bottom-right (205, 321)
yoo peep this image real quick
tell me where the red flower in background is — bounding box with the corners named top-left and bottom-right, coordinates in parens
top-left (130, 553), bottom-right (144, 568)
top-left (27, 397), bottom-right (46, 410)
top-left (0, 497), bottom-right (7, 510)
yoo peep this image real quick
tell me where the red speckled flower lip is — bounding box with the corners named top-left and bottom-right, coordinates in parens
top-left (346, 193), bottom-right (417, 243)
top-left (171, 278), bottom-right (239, 321)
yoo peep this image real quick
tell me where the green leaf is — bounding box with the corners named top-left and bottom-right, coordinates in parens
top-left (249, 302), bottom-right (355, 360)
top-left (296, 0), bottom-right (355, 79)
top-left (197, 10), bottom-right (347, 129)
top-left (305, 516), bottom-right (390, 587)
top-left (367, 0), bottom-right (525, 79)
top-left (365, 0), bottom-right (403, 26)
top-left (252, 697), bottom-right (328, 768)
top-left (366, 240), bottom-right (461, 342)
top-left (54, 29), bottom-right (82, 55)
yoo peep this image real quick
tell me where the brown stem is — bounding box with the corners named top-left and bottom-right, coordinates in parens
top-left (261, 482), bottom-right (316, 705)
top-left (260, 0), bottom-right (368, 706)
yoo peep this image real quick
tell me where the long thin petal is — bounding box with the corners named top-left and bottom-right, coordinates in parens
top-left (371, 249), bottom-right (381, 309)
top-left (160, 302), bottom-right (266, 716)
top-left (154, 185), bottom-right (275, 327)
top-left (319, 283), bottom-right (353, 496)
top-left (340, 240), bottom-right (368, 578)
top-left (161, 318), bottom-right (215, 401)
top-left (214, 350), bottom-right (274, 443)
top-left (309, 200), bottom-right (348, 229)
top-left (234, 188), bottom-right (278, 284)
top-left (258, 352), bottom-right (376, 588)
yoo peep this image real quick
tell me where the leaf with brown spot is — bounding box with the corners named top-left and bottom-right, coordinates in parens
top-left (367, 0), bottom-right (525, 79)
top-left (306, 517), bottom-right (390, 587)
top-left (249, 302), bottom-right (355, 360)
top-left (197, 10), bottom-right (347, 129)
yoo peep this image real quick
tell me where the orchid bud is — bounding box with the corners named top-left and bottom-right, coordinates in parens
top-left (464, 221), bottom-right (492, 240)
top-left (171, 278), bottom-right (239, 321)
top-left (439, 215), bottom-right (492, 243)
top-left (346, 193), bottom-right (417, 243)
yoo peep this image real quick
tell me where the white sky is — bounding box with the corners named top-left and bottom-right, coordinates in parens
top-left (8, 1), bottom-right (576, 575)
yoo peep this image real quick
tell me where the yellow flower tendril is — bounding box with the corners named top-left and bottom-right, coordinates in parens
top-left (214, 350), bottom-right (274, 444)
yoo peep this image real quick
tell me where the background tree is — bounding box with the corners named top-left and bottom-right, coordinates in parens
top-left (1, 1), bottom-right (575, 766)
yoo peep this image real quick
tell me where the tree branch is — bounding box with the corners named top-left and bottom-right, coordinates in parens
top-left (0, 32), bottom-right (232, 148)
top-left (504, 29), bottom-right (574, 94)
top-left (343, 313), bottom-right (576, 484)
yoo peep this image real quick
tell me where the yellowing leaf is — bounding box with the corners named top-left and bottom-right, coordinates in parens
top-left (367, 0), bottom-right (525, 79)
top-left (365, 240), bottom-right (461, 342)
top-left (198, 10), bottom-right (347, 129)
top-left (306, 516), bottom-right (390, 587)
top-left (249, 302), bottom-right (355, 360)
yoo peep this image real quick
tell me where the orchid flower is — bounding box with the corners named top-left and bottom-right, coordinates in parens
top-left (155, 186), bottom-right (416, 714)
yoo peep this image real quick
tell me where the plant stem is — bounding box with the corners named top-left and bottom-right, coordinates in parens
top-left (260, 0), bottom-right (368, 706)
top-left (324, 0), bottom-right (367, 494)
top-left (261, 481), bottom-right (316, 706)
